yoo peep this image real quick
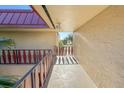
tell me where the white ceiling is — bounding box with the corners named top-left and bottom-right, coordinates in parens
top-left (47, 5), bottom-right (108, 32)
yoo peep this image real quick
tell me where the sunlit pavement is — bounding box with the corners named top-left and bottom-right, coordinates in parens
top-left (47, 56), bottom-right (96, 88)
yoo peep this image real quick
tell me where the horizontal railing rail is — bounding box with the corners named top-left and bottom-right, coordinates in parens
top-left (12, 49), bottom-right (55, 88)
top-left (0, 49), bottom-right (51, 64)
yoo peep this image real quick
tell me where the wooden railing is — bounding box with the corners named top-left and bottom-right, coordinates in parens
top-left (54, 45), bottom-right (73, 56)
top-left (0, 49), bottom-right (50, 64)
top-left (12, 49), bottom-right (55, 88)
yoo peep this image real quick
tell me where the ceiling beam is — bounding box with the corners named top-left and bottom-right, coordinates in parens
top-left (31, 5), bottom-right (54, 29)
top-left (42, 5), bottom-right (55, 29)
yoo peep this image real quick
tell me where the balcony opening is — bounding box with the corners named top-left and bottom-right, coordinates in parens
top-left (58, 32), bottom-right (73, 47)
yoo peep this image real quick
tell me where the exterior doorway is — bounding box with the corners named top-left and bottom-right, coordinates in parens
top-left (57, 32), bottom-right (73, 56)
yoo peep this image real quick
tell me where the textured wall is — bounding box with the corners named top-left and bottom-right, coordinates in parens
top-left (0, 31), bottom-right (57, 49)
top-left (73, 6), bottom-right (124, 87)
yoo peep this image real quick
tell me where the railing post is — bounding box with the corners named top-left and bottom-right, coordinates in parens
top-left (15, 50), bottom-right (18, 64)
top-left (42, 57), bottom-right (46, 81)
top-left (24, 80), bottom-right (26, 88)
top-left (31, 72), bottom-right (35, 88)
top-left (23, 50), bottom-right (26, 64)
top-left (38, 63), bottom-right (42, 87)
top-left (28, 50), bottom-right (31, 64)
top-left (44, 57), bottom-right (47, 78)
top-left (7, 50), bottom-right (11, 64)
top-left (33, 50), bottom-right (36, 64)
top-left (33, 69), bottom-right (36, 88)
top-left (2, 50), bottom-right (6, 64)
top-left (18, 50), bottom-right (21, 64)
top-left (36, 49), bottom-right (39, 64)
top-left (35, 68), bottom-right (39, 88)
top-left (41, 61), bottom-right (44, 87)
top-left (39, 50), bottom-right (42, 62)
top-left (13, 50), bottom-right (16, 64)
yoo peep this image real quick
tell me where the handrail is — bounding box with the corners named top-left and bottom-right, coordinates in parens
top-left (12, 60), bottom-right (41, 87)
top-left (12, 49), bottom-right (54, 88)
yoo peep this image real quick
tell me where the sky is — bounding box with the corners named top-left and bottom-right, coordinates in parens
top-left (0, 5), bottom-right (31, 10)
top-left (59, 32), bottom-right (73, 40)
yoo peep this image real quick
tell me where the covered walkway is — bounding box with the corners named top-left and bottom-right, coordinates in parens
top-left (47, 56), bottom-right (96, 88)
top-left (1, 5), bottom-right (124, 88)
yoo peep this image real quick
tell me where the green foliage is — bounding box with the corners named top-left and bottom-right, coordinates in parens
top-left (61, 34), bottom-right (73, 45)
top-left (67, 34), bottom-right (73, 41)
top-left (0, 38), bottom-right (16, 49)
top-left (59, 40), bottom-right (64, 47)
top-left (0, 76), bottom-right (19, 88)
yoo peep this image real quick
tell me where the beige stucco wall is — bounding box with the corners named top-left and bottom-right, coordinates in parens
top-left (0, 31), bottom-right (57, 49)
top-left (73, 6), bottom-right (124, 87)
